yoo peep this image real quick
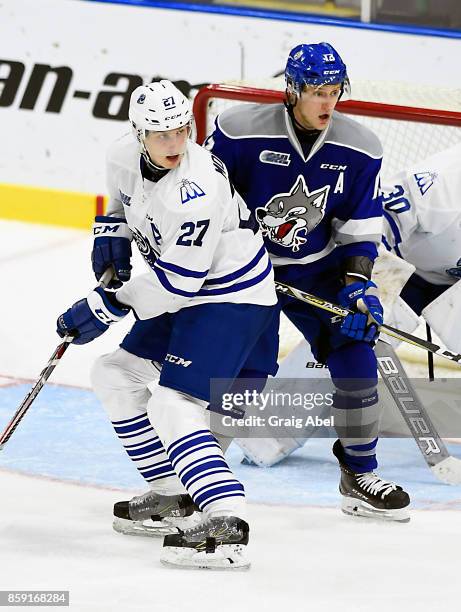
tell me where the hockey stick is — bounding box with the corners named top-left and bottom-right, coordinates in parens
top-left (374, 341), bottom-right (461, 485)
top-left (0, 268), bottom-right (114, 451)
top-left (275, 281), bottom-right (461, 484)
top-left (275, 282), bottom-right (461, 366)
top-left (426, 323), bottom-right (435, 382)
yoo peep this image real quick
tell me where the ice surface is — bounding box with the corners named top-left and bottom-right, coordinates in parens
top-left (1, 221), bottom-right (460, 611)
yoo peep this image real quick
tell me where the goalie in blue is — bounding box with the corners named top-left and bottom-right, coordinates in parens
top-left (206, 42), bottom-right (410, 522)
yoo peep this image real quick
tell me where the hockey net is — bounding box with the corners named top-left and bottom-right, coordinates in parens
top-left (193, 79), bottom-right (461, 362)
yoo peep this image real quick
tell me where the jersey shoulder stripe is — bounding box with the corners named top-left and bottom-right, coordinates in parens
top-left (217, 103), bottom-right (287, 140)
top-left (326, 112), bottom-right (383, 159)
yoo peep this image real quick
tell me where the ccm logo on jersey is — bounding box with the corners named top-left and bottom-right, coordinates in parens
top-left (320, 164), bottom-right (347, 170)
top-left (165, 354), bottom-right (192, 367)
top-left (259, 150), bottom-right (291, 166)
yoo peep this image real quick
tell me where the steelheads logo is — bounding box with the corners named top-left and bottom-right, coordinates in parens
top-left (256, 175), bottom-right (329, 252)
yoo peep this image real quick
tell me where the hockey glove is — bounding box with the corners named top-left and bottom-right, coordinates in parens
top-left (56, 287), bottom-right (130, 345)
top-left (338, 280), bottom-right (383, 343)
top-left (92, 216), bottom-right (132, 289)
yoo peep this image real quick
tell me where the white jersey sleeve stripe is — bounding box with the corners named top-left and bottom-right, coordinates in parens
top-left (332, 216), bottom-right (382, 245)
top-left (204, 245), bottom-right (266, 286)
top-left (155, 258), bottom-right (209, 279)
top-left (198, 258), bottom-right (272, 296)
top-left (153, 267), bottom-right (198, 298)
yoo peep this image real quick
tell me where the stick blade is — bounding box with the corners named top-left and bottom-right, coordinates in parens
top-left (431, 456), bottom-right (461, 485)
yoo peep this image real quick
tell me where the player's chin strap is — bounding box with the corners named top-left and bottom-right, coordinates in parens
top-left (275, 282), bottom-right (461, 367)
top-left (0, 267), bottom-right (115, 451)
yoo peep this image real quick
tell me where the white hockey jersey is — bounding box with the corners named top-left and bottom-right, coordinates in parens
top-left (105, 133), bottom-right (276, 320)
top-left (382, 142), bottom-right (461, 286)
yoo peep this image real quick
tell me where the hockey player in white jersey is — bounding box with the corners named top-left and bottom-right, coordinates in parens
top-left (56, 81), bottom-right (279, 570)
top-left (382, 141), bottom-right (461, 353)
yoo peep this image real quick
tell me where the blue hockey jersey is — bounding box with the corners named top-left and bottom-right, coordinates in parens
top-left (206, 103), bottom-right (383, 283)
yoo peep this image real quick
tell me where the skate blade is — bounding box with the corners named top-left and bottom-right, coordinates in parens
top-left (160, 545), bottom-right (250, 571)
top-left (341, 497), bottom-right (410, 523)
top-left (113, 517), bottom-right (178, 537)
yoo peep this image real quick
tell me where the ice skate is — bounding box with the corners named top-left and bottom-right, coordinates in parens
top-left (161, 515), bottom-right (250, 570)
top-left (333, 440), bottom-right (410, 523)
top-left (113, 490), bottom-right (200, 537)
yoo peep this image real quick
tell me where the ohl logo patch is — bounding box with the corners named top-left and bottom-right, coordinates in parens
top-left (179, 179), bottom-right (205, 204)
top-left (414, 171), bottom-right (437, 196)
top-left (256, 175), bottom-right (329, 252)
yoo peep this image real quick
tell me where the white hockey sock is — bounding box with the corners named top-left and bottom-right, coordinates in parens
top-left (148, 385), bottom-right (246, 519)
top-left (91, 348), bottom-right (185, 495)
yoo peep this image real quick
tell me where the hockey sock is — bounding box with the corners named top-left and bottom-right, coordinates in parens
top-left (91, 348), bottom-right (184, 494)
top-left (328, 343), bottom-right (380, 473)
top-left (148, 385), bottom-right (246, 519)
top-left (112, 412), bottom-right (182, 491)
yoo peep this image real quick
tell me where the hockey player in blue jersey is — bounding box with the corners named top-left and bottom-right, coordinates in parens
top-left (56, 80), bottom-right (279, 569)
top-left (206, 43), bottom-right (410, 522)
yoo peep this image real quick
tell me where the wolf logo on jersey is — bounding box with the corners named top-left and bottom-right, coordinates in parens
top-left (255, 175), bottom-right (329, 252)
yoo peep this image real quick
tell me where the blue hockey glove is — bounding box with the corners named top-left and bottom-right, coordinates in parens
top-left (56, 287), bottom-right (130, 345)
top-left (92, 216), bottom-right (132, 289)
top-left (338, 280), bottom-right (383, 343)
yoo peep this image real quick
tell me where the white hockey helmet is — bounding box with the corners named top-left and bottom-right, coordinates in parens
top-left (129, 80), bottom-right (192, 144)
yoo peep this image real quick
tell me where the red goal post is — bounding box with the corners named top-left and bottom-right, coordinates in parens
top-left (194, 82), bottom-right (461, 141)
top-left (193, 79), bottom-right (461, 181)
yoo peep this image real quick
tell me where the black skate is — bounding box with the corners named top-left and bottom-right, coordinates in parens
top-left (161, 515), bottom-right (250, 570)
top-left (333, 440), bottom-right (410, 523)
top-left (113, 491), bottom-right (200, 537)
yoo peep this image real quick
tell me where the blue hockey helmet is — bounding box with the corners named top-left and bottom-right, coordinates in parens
top-left (285, 42), bottom-right (350, 98)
